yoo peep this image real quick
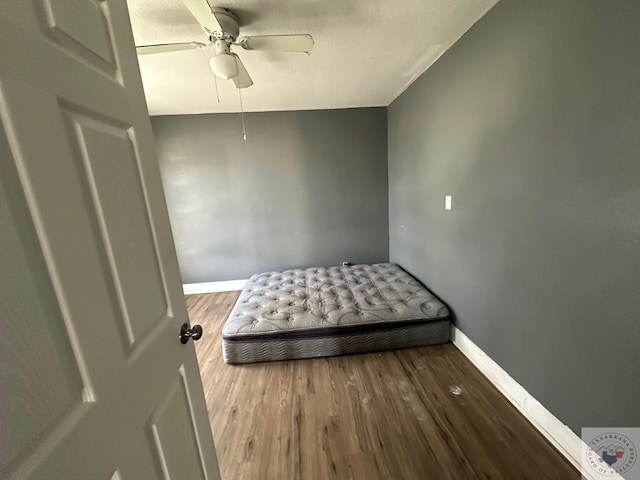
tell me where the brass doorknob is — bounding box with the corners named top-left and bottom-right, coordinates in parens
top-left (179, 323), bottom-right (203, 344)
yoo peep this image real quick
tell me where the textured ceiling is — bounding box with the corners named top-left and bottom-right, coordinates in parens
top-left (127, 0), bottom-right (497, 115)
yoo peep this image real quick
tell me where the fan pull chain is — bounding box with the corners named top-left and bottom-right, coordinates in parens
top-left (237, 85), bottom-right (247, 141)
top-left (213, 75), bottom-right (220, 103)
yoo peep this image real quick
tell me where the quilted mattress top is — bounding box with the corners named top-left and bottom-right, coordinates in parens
top-left (222, 263), bottom-right (450, 340)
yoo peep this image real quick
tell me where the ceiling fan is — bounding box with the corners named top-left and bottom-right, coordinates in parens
top-left (135, 0), bottom-right (314, 89)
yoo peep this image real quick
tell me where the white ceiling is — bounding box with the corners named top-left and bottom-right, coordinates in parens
top-left (127, 0), bottom-right (497, 115)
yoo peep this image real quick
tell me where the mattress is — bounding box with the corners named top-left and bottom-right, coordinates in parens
top-left (222, 263), bottom-right (450, 364)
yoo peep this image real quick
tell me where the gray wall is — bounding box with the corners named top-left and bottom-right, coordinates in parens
top-left (388, 0), bottom-right (640, 433)
top-left (152, 108), bottom-right (388, 283)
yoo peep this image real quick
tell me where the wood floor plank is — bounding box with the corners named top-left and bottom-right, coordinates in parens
top-left (187, 291), bottom-right (579, 480)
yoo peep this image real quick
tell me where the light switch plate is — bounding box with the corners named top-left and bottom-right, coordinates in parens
top-left (445, 195), bottom-right (452, 210)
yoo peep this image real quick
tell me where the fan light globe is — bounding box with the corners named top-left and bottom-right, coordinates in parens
top-left (209, 54), bottom-right (238, 80)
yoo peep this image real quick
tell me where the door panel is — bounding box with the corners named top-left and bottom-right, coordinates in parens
top-left (0, 77), bottom-right (128, 400)
top-left (41, 0), bottom-right (115, 62)
top-left (150, 369), bottom-right (206, 479)
top-left (0, 1), bottom-right (220, 479)
top-left (37, 0), bottom-right (118, 77)
top-left (64, 111), bottom-right (168, 345)
top-left (0, 121), bottom-right (87, 477)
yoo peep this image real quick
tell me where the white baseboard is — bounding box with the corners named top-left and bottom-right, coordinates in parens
top-left (450, 325), bottom-right (620, 480)
top-left (182, 279), bottom-right (248, 295)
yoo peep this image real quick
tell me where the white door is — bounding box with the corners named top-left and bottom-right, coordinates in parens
top-left (0, 2), bottom-right (220, 479)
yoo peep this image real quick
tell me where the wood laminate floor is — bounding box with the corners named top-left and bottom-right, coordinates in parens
top-left (187, 291), bottom-right (578, 480)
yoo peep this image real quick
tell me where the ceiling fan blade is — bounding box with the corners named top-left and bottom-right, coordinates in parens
top-left (232, 54), bottom-right (253, 89)
top-left (136, 42), bottom-right (207, 55)
top-left (238, 34), bottom-right (314, 53)
top-left (182, 0), bottom-right (222, 32)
